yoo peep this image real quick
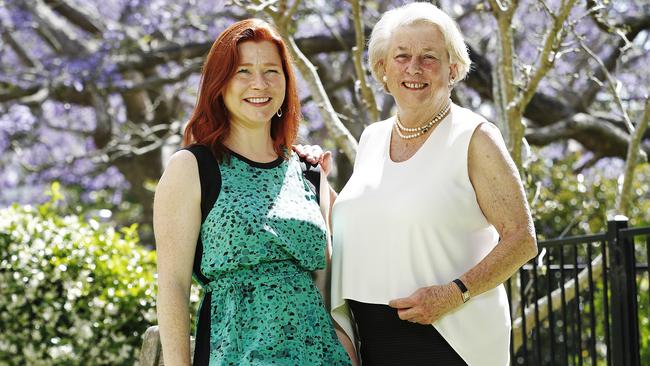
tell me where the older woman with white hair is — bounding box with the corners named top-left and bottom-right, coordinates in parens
top-left (323, 3), bottom-right (538, 365)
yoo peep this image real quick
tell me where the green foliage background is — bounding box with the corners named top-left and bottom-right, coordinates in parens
top-left (0, 183), bottom-right (158, 365)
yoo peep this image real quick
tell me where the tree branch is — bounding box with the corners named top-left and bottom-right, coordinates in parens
top-left (525, 112), bottom-right (643, 158)
top-left (575, 27), bottom-right (634, 133)
top-left (488, 0), bottom-right (521, 161)
top-left (283, 35), bottom-right (358, 159)
top-left (22, 0), bottom-right (94, 55)
top-left (617, 98), bottom-right (650, 215)
top-left (1, 31), bottom-right (41, 68)
top-left (0, 82), bottom-right (91, 105)
top-left (518, 0), bottom-right (578, 111)
top-left (578, 12), bottom-right (650, 110)
top-left (43, 0), bottom-right (105, 35)
top-left (350, 0), bottom-right (379, 122)
top-left (115, 28), bottom-right (370, 71)
top-left (110, 61), bottom-right (203, 93)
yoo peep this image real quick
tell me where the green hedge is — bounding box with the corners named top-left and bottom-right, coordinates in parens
top-left (0, 184), bottom-right (157, 365)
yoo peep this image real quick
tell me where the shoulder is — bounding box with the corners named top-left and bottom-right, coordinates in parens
top-left (470, 122), bottom-right (507, 153)
top-left (167, 149), bottom-right (200, 173)
top-left (157, 150), bottom-right (201, 198)
top-left (183, 144), bottom-right (214, 163)
top-left (469, 122), bottom-right (515, 176)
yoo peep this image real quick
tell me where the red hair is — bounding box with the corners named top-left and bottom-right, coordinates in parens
top-left (182, 19), bottom-right (300, 161)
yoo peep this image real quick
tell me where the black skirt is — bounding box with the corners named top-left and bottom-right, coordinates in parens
top-left (348, 300), bottom-right (468, 366)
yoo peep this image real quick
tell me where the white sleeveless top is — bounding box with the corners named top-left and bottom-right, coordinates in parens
top-left (331, 103), bottom-right (511, 366)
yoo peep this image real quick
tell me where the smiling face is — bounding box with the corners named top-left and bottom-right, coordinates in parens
top-left (382, 22), bottom-right (456, 112)
top-left (223, 40), bottom-right (286, 129)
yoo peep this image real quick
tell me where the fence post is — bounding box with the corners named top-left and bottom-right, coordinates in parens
top-left (607, 216), bottom-right (640, 366)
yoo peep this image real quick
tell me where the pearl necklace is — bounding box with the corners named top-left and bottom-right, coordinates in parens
top-left (394, 100), bottom-right (451, 140)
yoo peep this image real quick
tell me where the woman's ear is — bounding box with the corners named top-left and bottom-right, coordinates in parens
top-left (377, 60), bottom-right (390, 93)
top-left (449, 63), bottom-right (458, 82)
top-left (378, 59), bottom-right (385, 73)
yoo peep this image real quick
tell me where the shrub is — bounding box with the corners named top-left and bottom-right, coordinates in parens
top-left (0, 183), bottom-right (157, 365)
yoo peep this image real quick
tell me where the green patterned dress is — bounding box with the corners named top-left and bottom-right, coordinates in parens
top-left (186, 145), bottom-right (350, 366)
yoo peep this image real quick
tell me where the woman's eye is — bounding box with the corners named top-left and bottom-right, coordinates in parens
top-left (237, 69), bottom-right (250, 74)
top-left (265, 69), bottom-right (280, 74)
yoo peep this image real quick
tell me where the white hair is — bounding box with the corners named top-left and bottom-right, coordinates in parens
top-left (367, 2), bottom-right (471, 87)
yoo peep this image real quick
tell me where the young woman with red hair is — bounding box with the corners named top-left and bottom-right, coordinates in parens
top-left (153, 19), bottom-right (354, 365)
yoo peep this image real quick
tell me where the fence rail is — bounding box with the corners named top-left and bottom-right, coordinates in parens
top-left (508, 217), bottom-right (649, 366)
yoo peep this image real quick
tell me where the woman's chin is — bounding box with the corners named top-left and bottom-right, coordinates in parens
top-left (396, 97), bottom-right (433, 109)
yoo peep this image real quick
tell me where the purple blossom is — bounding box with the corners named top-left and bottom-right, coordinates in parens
top-left (0, 104), bottom-right (36, 135)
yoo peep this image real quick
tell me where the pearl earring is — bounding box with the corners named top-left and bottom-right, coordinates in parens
top-left (382, 75), bottom-right (388, 83)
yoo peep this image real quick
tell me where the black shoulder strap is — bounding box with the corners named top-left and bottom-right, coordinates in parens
top-left (299, 157), bottom-right (321, 204)
top-left (182, 144), bottom-right (220, 286)
top-left (183, 144), bottom-right (221, 223)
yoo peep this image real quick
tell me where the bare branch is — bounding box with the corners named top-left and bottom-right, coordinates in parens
top-left (43, 0), bottom-right (105, 35)
top-left (617, 98), bottom-right (650, 215)
top-left (22, 0), bottom-right (95, 54)
top-left (14, 120), bottom-right (180, 173)
top-left (575, 28), bottom-right (634, 133)
top-left (525, 112), bottom-right (641, 158)
top-left (578, 13), bottom-right (650, 109)
top-left (488, 0), bottom-right (511, 13)
top-left (110, 61), bottom-right (203, 93)
top-left (113, 41), bottom-right (213, 71)
top-left (114, 29), bottom-right (371, 72)
top-left (350, 0), bottom-right (379, 122)
top-left (89, 86), bottom-right (112, 149)
top-left (517, 0), bottom-right (578, 112)
top-left (488, 0), bottom-right (521, 163)
top-left (284, 35), bottom-right (358, 159)
top-left (285, 0), bottom-right (301, 21)
top-left (1, 31), bottom-right (41, 68)
top-left (314, 12), bottom-right (350, 52)
top-left (0, 81), bottom-right (91, 105)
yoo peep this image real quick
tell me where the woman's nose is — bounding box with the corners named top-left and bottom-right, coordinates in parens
top-left (251, 72), bottom-right (269, 89)
top-left (406, 58), bottom-right (422, 75)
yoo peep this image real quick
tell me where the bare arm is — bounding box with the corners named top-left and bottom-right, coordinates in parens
top-left (154, 150), bottom-right (202, 366)
top-left (389, 123), bottom-right (537, 324)
top-left (459, 122), bottom-right (538, 299)
top-left (314, 151), bottom-right (357, 365)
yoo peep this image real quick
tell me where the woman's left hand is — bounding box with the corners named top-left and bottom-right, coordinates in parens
top-left (388, 283), bottom-right (463, 325)
top-left (293, 144), bottom-right (333, 176)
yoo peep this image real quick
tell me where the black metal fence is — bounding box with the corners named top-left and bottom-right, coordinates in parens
top-left (507, 217), bottom-right (650, 366)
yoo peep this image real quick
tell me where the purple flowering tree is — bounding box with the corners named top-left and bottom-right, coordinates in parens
top-left (1, 0), bottom-right (648, 240)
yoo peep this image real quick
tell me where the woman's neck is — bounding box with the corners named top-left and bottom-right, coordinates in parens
top-left (397, 97), bottom-right (450, 128)
top-left (224, 120), bottom-right (277, 161)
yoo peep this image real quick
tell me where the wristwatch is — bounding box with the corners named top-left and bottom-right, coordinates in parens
top-left (452, 278), bottom-right (471, 303)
